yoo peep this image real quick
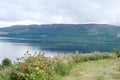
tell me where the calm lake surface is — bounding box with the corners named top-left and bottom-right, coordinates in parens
top-left (0, 37), bottom-right (61, 62)
top-left (0, 37), bottom-right (120, 62)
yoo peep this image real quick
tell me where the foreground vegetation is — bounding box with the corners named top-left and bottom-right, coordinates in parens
top-left (0, 50), bottom-right (120, 80)
top-left (61, 58), bottom-right (120, 80)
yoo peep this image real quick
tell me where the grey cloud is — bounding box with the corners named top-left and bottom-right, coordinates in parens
top-left (0, 0), bottom-right (120, 25)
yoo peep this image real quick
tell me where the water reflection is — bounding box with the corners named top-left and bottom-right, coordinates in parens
top-left (0, 40), bottom-right (59, 63)
top-left (0, 37), bottom-right (120, 63)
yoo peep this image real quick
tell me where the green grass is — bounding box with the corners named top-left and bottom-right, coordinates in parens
top-left (0, 67), bottom-right (11, 80)
top-left (61, 58), bottom-right (120, 80)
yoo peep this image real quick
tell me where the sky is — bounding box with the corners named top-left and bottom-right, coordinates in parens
top-left (0, 0), bottom-right (120, 27)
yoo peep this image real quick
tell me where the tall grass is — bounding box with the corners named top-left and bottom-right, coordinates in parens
top-left (72, 51), bottom-right (117, 63)
top-left (53, 54), bottom-right (74, 77)
top-left (112, 48), bottom-right (120, 58)
top-left (0, 67), bottom-right (11, 80)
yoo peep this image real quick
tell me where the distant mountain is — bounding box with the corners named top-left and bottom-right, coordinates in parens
top-left (0, 24), bottom-right (120, 41)
top-left (0, 24), bottom-right (120, 44)
top-left (0, 24), bottom-right (120, 52)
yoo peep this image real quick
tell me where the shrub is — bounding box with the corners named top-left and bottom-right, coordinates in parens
top-left (10, 52), bottom-right (54, 80)
top-left (2, 58), bottom-right (12, 67)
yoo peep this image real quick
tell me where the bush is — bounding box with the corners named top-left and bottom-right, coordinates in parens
top-left (10, 52), bottom-right (54, 80)
top-left (2, 58), bottom-right (12, 67)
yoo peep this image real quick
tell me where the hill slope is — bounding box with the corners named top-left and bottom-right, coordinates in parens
top-left (0, 24), bottom-right (120, 42)
top-left (0, 24), bottom-right (120, 52)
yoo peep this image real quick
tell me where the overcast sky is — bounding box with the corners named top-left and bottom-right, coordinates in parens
top-left (0, 0), bottom-right (120, 27)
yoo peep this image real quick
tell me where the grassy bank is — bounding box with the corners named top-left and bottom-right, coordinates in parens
top-left (0, 51), bottom-right (120, 80)
top-left (61, 58), bottom-right (120, 80)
